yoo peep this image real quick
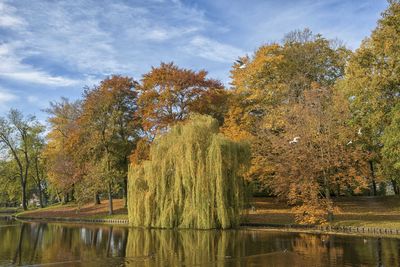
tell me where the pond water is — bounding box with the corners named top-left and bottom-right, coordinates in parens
top-left (0, 218), bottom-right (399, 266)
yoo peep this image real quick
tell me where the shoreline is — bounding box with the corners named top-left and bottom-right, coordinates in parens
top-left (9, 215), bottom-right (400, 238)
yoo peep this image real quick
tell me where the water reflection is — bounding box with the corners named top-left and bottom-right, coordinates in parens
top-left (0, 220), bottom-right (399, 266)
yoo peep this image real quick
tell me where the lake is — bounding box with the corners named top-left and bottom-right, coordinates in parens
top-left (0, 218), bottom-right (399, 266)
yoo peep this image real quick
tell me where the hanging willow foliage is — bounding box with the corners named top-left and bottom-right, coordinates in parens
top-left (128, 115), bottom-right (250, 229)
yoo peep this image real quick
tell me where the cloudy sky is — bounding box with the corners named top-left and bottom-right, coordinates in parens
top-left (0, 0), bottom-right (388, 121)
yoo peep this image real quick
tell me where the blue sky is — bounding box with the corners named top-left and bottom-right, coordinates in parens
top-left (0, 0), bottom-right (388, 122)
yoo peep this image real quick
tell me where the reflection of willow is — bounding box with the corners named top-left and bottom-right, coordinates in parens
top-left (125, 229), bottom-right (245, 266)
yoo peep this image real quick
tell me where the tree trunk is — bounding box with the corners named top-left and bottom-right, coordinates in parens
top-left (108, 182), bottom-right (113, 215)
top-left (391, 179), bottom-right (399, 195)
top-left (324, 177), bottom-right (333, 222)
top-left (37, 182), bottom-right (44, 208)
top-left (63, 193), bottom-right (70, 204)
top-left (326, 188), bottom-right (334, 222)
top-left (123, 176), bottom-right (128, 208)
top-left (70, 184), bottom-right (75, 201)
top-left (34, 157), bottom-right (44, 208)
top-left (94, 193), bottom-right (101, 205)
top-left (21, 181), bottom-right (27, 210)
top-left (369, 161), bottom-right (377, 196)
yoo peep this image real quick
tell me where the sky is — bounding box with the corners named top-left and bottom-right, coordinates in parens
top-left (0, 0), bottom-right (389, 122)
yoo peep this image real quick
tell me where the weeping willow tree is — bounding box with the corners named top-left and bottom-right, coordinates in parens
top-left (128, 115), bottom-right (250, 229)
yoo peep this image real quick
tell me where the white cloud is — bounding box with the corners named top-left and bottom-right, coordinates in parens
top-left (0, 43), bottom-right (79, 86)
top-left (139, 26), bottom-right (199, 42)
top-left (0, 88), bottom-right (18, 105)
top-left (0, 2), bottom-right (25, 29)
top-left (0, 0), bottom-right (244, 90)
top-left (185, 35), bottom-right (245, 63)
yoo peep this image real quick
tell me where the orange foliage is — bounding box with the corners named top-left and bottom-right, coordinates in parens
top-left (137, 62), bottom-right (227, 136)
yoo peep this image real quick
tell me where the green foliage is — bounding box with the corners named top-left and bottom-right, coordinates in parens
top-left (0, 160), bottom-right (20, 204)
top-left (0, 109), bottom-right (45, 209)
top-left (381, 103), bottom-right (400, 182)
top-left (340, 1), bottom-right (400, 191)
top-left (128, 115), bottom-right (250, 229)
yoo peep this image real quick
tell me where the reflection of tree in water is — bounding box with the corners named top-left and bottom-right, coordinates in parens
top-left (2, 223), bottom-right (129, 266)
top-left (125, 229), bottom-right (306, 266)
top-left (290, 233), bottom-right (400, 267)
top-left (290, 233), bottom-right (344, 265)
top-left (1, 223), bottom-right (400, 266)
top-left (125, 229), bottom-right (400, 267)
top-left (125, 229), bottom-right (235, 266)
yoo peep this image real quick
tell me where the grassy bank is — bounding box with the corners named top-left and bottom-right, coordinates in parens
top-left (16, 199), bottom-right (128, 220)
top-left (0, 207), bottom-right (20, 218)
top-left (15, 196), bottom-right (400, 230)
top-left (246, 196), bottom-right (400, 229)
top-left (0, 207), bottom-right (19, 213)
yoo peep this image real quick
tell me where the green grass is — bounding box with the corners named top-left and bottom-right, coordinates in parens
top-left (332, 220), bottom-right (400, 229)
top-left (0, 207), bottom-right (21, 214)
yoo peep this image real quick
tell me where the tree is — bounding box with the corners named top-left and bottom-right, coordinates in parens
top-left (128, 115), bottom-right (250, 229)
top-left (0, 159), bottom-right (20, 206)
top-left (30, 126), bottom-right (47, 208)
top-left (381, 103), bottom-right (400, 194)
top-left (341, 1), bottom-right (400, 195)
top-left (0, 109), bottom-right (43, 210)
top-left (267, 88), bottom-right (368, 223)
top-left (137, 62), bottom-right (228, 137)
top-left (44, 98), bottom-right (82, 203)
top-left (79, 75), bottom-right (139, 214)
top-left (222, 29), bottom-right (350, 189)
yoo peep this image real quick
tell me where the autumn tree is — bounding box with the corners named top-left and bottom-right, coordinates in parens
top-left (223, 29), bottom-right (350, 187)
top-left (137, 62), bottom-right (228, 137)
top-left (267, 88), bottom-right (368, 223)
top-left (220, 29), bottom-right (374, 223)
top-left (79, 75), bottom-right (139, 214)
top-left (44, 98), bottom-right (82, 203)
top-left (341, 1), bottom-right (400, 195)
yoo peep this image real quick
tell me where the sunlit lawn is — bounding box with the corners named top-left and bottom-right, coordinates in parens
top-left (14, 196), bottom-right (400, 229)
top-left (246, 196), bottom-right (400, 229)
top-left (17, 199), bottom-right (128, 220)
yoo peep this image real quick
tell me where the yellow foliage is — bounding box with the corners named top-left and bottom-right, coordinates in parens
top-left (128, 114), bottom-right (250, 229)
